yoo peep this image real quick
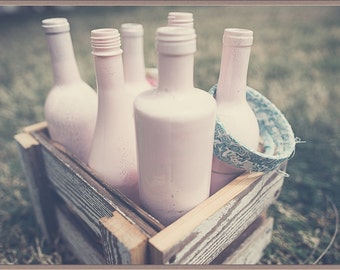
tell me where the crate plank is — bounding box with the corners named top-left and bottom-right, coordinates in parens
top-left (14, 131), bottom-right (57, 242)
top-left (149, 164), bottom-right (285, 264)
top-left (55, 205), bottom-right (106, 264)
top-left (211, 214), bottom-right (265, 264)
top-left (222, 216), bottom-right (274, 264)
top-left (100, 211), bottom-right (148, 264)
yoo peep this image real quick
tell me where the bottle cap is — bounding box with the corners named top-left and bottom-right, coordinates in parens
top-left (42, 17), bottom-right (70, 33)
top-left (156, 26), bottom-right (196, 55)
top-left (223, 28), bottom-right (253, 47)
top-left (168, 12), bottom-right (194, 28)
top-left (91, 28), bottom-right (122, 56)
top-left (120, 23), bottom-right (144, 37)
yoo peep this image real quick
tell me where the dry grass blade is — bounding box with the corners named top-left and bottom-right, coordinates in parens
top-left (313, 197), bottom-right (339, 264)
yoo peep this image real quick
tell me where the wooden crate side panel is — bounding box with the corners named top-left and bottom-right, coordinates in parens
top-left (55, 206), bottom-right (106, 264)
top-left (14, 132), bottom-right (57, 242)
top-left (223, 216), bottom-right (274, 264)
top-left (100, 211), bottom-right (148, 264)
top-left (31, 129), bottom-right (162, 238)
top-left (149, 167), bottom-right (284, 264)
top-left (41, 147), bottom-right (117, 237)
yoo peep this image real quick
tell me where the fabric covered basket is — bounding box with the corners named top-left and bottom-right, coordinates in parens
top-left (209, 84), bottom-right (296, 173)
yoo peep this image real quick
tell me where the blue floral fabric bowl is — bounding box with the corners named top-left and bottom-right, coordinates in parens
top-left (209, 84), bottom-right (296, 173)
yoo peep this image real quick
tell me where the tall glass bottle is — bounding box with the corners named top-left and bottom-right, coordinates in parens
top-left (88, 28), bottom-right (139, 204)
top-left (210, 28), bottom-right (260, 195)
top-left (120, 23), bottom-right (153, 97)
top-left (167, 12), bottom-right (194, 28)
top-left (134, 27), bottom-right (216, 225)
top-left (42, 17), bottom-right (97, 164)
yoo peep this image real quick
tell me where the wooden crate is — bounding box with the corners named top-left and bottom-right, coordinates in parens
top-left (14, 122), bottom-right (287, 264)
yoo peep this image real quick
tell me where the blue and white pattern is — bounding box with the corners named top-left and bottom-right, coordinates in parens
top-left (209, 84), bottom-right (296, 173)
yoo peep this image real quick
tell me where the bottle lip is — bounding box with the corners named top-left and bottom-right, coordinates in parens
top-left (168, 12), bottom-right (194, 28)
top-left (168, 12), bottom-right (193, 21)
top-left (223, 28), bottom-right (253, 46)
top-left (156, 26), bottom-right (196, 55)
top-left (91, 28), bottom-right (122, 56)
top-left (120, 23), bottom-right (144, 37)
top-left (42, 17), bottom-right (70, 33)
top-left (156, 26), bottom-right (196, 42)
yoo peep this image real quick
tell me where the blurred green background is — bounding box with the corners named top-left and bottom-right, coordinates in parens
top-left (0, 5), bottom-right (339, 264)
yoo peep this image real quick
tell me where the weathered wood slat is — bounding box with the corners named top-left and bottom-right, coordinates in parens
top-left (222, 216), bottom-right (274, 264)
top-left (149, 163), bottom-right (285, 264)
top-left (14, 131), bottom-right (57, 243)
top-left (211, 214), bottom-right (265, 264)
top-left (55, 204), bottom-right (106, 264)
top-left (100, 211), bottom-right (148, 264)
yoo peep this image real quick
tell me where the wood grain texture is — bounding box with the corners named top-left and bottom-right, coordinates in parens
top-left (211, 214), bottom-right (265, 264)
top-left (14, 131), bottom-right (57, 243)
top-left (55, 205), bottom-right (106, 264)
top-left (149, 163), bottom-right (285, 264)
top-left (223, 216), bottom-right (274, 264)
top-left (100, 211), bottom-right (148, 264)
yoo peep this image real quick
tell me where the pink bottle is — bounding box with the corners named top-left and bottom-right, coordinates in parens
top-left (210, 28), bottom-right (260, 195)
top-left (120, 23), bottom-right (153, 97)
top-left (42, 18), bottom-right (97, 164)
top-left (88, 28), bottom-right (139, 204)
top-left (167, 12), bottom-right (194, 28)
top-left (134, 26), bottom-right (216, 226)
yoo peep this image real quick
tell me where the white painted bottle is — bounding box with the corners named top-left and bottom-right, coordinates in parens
top-left (167, 12), bottom-right (194, 28)
top-left (42, 18), bottom-right (97, 164)
top-left (134, 27), bottom-right (216, 225)
top-left (88, 28), bottom-right (139, 204)
top-left (210, 28), bottom-right (260, 195)
top-left (120, 23), bottom-right (153, 97)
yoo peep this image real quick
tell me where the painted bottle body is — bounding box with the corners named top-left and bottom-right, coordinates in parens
top-left (120, 23), bottom-right (153, 97)
top-left (88, 28), bottom-right (139, 204)
top-left (42, 18), bottom-right (97, 164)
top-left (134, 27), bottom-right (216, 225)
top-left (210, 28), bottom-right (260, 195)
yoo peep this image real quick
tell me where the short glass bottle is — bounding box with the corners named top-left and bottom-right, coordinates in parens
top-left (134, 26), bottom-right (216, 225)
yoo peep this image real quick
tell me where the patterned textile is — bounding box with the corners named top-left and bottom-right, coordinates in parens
top-left (209, 84), bottom-right (296, 173)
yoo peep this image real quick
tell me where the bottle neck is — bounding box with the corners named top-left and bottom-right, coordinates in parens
top-left (45, 31), bottom-right (81, 86)
top-left (156, 26), bottom-right (196, 93)
top-left (122, 35), bottom-right (147, 84)
top-left (216, 44), bottom-right (251, 103)
top-left (91, 28), bottom-right (124, 95)
top-left (158, 52), bottom-right (194, 93)
top-left (94, 54), bottom-right (125, 94)
top-left (215, 28), bottom-right (253, 104)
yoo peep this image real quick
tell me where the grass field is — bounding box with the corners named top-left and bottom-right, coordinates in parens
top-left (0, 5), bottom-right (339, 265)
